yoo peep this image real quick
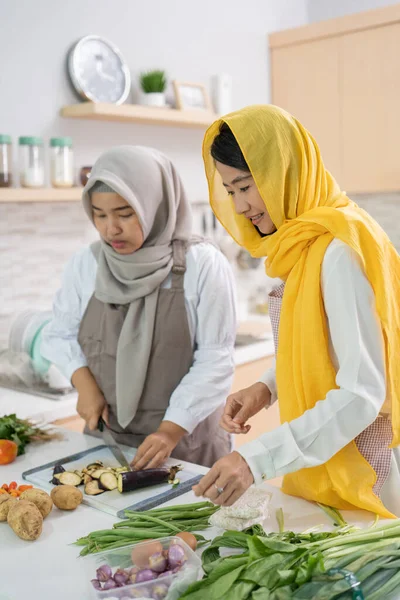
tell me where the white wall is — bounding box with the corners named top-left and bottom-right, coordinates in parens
top-left (0, 0), bottom-right (309, 347)
top-left (308, 0), bottom-right (399, 22)
top-left (0, 0), bottom-right (308, 201)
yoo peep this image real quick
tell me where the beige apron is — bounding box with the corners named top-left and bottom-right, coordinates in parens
top-left (269, 282), bottom-right (394, 500)
top-left (78, 240), bottom-right (231, 468)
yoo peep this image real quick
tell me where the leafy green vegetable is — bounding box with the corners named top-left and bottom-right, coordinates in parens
top-left (0, 413), bottom-right (61, 455)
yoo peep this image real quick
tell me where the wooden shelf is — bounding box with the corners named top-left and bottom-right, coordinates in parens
top-left (0, 187), bottom-right (83, 203)
top-left (60, 102), bottom-right (216, 129)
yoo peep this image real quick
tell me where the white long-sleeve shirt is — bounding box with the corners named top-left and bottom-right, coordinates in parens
top-left (40, 242), bottom-right (237, 434)
top-left (239, 239), bottom-right (387, 484)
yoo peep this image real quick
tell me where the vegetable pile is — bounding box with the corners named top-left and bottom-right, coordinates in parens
top-left (1, 481), bottom-right (33, 497)
top-left (90, 537), bottom-right (190, 597)
top-left (75, 501), bottom-right (220, 556)
top-left (181, 515), bottom-right (400, 599)
top-left (0, 487), bottom-right (53, 540)
top-left (0, 414), bottom-right (62, 457)
top-left (51, 460), bottom-right (181, 496)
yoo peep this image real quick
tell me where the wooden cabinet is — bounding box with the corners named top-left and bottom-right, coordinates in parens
top-left (271, 38), bottom-right (342, 181)
top-left (270, 4), bottom-right (400, 193)
top-left (341, 23), bottom-right (400, 192)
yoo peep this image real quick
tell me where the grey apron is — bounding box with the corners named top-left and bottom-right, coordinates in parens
top-left (78, 240), bottom-right (231, 467)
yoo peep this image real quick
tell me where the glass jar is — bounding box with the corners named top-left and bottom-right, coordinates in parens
top-left (50, 137), bottom-right (74, 188)
top-left (0, 135), bottom-right (12, 188)
top-left (19, 136), bottom-right (45, 188)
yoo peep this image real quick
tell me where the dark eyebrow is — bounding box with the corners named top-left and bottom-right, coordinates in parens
top-left (92, 204), bottom-right (133, 212)
top-left (222, 174), bottom-right (252, 187)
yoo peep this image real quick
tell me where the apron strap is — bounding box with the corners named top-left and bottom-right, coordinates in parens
top-left (171, 240), bottom-right (187, 289)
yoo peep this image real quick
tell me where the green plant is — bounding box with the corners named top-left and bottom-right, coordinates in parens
top-left (139, 70), bottom-right (167, 94)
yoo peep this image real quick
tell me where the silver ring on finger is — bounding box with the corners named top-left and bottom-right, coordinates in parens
top-left (214, 484), bottom-right (224, 495)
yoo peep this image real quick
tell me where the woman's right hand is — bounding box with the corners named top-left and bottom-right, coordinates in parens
top-left (220, 382), bottom-right (271, 434)
top-left (72, 367), bottom-right (109, 431)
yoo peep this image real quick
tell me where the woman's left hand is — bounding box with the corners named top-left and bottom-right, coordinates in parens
top-left (193, 451), bottom-right (254, 506)
top-left (131, 421), bottom-right (187, 470)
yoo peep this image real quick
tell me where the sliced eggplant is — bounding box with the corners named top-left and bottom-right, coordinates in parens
top-left (117, 465), bottom-right (182, 494)
top-left (58, 471), bottom-right (83, 487)
top-left (50, 464), bottom-right (65, 484)
top-left (91, 468), bottom-right (110, 480)
top-left (86, 461), bottom-right (104, 470)
top-left (99, 472), bottom-right (118, 491)
top-left (85, 480), bottom-right (105, 495)
top-left (74, 470), bottom-right (84, 479)
top-left (83, 473), bottom-right (93, 485)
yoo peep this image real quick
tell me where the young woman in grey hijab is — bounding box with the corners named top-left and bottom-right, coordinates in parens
top-left (41, 146), bottom-right (236, 468)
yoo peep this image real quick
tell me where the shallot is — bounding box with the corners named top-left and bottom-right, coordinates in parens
top-left (96, 564), bottom-right (112, 582)
top-left (167, 543), bottom-right (186, 569)
top-left (135, 568), bottom-right (158, 583)
top-left (148, 552), bottom-right (167, 573)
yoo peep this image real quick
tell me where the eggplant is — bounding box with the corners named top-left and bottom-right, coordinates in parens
top-left (99, 472), bottom-right (118, 491)
top-left (50, 464), bottom-right (65, 485)
top-left (86, 461), bottom-right (103, 470)
top-left (58, 471), bottom-right (83, 486)
top-left (91, 468), bottom-right (110, 480)
top-left (117, 465), bottom-right (182, 493)
top-left (83, 473), bottom-right (93, 485)
top-left (85, 480), bottom-right (105, 495)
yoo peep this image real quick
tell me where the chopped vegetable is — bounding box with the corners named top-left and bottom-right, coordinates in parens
top-left (57, 471), bottom-right (82, 487)
top-left (51, 484), bottom-right (83, 510)
top-left (0, 483), bottom-right (33, 497)
top-left (0, 414), bottom-right (61, 456)
top-left (99, 472), bottom-right (118, 491)
top-left (117, 465), bottom-right (182, 493)
top-left (84, 480), bottom-right (105, 496)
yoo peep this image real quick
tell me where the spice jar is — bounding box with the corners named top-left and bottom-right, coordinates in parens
top-left (50, 137), bottom-right (74, 188)
top-left (19, 136), bottom-right (44, 188)
top-left (0, 135), bottom-right (12, 188)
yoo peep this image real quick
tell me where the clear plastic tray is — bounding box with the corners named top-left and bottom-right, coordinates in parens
top-left (83, 536), bottom-right (202, 600)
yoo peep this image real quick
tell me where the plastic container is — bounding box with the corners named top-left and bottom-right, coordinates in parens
top-left (50, 136), bottom-right (74, 188)
top-left (83, 536), bottom-right (202, 600)
top-left (0, 134), bottom-right (12, 187)
top-left (8, 309), bottom-right (71, 389)
top-left (19, 136), bottom-right (44, 187)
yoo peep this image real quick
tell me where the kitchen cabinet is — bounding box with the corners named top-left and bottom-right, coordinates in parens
top-left (271, 38), bottom-right (342, 181)
top-left (341, 23), bottom-right (400, 192)
top-left (270, 3), bottom-right (400, 193)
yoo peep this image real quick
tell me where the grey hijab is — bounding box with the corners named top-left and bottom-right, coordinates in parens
top-left (82, 146), bottom-right (192, 428)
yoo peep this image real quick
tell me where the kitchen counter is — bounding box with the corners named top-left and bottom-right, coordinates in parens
top-left (0, 385), bottom-right (78, 423)
top-left (0, 429), bottom-right (382, 600)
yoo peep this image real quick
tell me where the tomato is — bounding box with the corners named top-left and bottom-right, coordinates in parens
top-left (0, 440), bottom-right (18, 465)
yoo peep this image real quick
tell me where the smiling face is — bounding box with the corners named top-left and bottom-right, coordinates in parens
top-left (215, 162), bottom-right (276, 235)
top-left (91, 191), bottom-right (144, 254)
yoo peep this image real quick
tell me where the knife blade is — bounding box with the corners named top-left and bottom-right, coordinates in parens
top-left (98, 417), bottom-right (131, 470)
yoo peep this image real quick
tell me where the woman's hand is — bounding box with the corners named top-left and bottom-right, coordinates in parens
top-left (72, 367), bottom-right (109, 431)
top-left (193, 451), bottom-right (254, 506)
top-left (220, 382), bottom-right (271, 434)
top-left (131, 421), bottom-right (187, 470)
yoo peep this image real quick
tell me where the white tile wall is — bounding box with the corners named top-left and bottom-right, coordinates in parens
top-left (1, 193), bottom-right (399, 349)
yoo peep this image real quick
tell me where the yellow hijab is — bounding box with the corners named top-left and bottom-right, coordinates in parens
top-left (203, 105), bottom-right (400, 517)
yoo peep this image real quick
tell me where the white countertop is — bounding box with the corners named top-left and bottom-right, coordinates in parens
top-left (0, 386), bottom-right (78, 423)
top-left (0, 429), bottom-right (381, 600)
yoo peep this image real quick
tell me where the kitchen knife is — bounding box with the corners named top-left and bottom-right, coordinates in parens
top-left (98, 417), bottom-right (132, 470)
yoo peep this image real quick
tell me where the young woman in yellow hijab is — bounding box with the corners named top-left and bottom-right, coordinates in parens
top-left (194, 105), bottom-right (400, 518)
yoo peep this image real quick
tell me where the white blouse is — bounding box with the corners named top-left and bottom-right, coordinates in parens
top-left (239, 239), bottom-right (388, 484)
top-left (40, 243), bottom-right (237, 434)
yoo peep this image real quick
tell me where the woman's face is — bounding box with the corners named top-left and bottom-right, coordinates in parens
top-left (215, 162), bottom-right (276, 235)
top-left (91, 192), bottom-right (144, 254)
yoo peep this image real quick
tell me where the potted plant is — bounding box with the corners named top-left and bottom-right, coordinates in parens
top-left (139, 70), bottom-right (167, 107)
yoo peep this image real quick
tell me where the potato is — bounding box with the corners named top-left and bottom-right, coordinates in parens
top-left (50, 484), bottom-right (82, 510)
top-left (19, 488), bottom-right (53, 519)
top-left (0, 495), bottom-right (18, 522)
top-left (7, 500), bottom-right (43, 541)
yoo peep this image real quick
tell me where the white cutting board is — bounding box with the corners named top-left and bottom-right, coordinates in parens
top-left (22, 444), bottom-right (202, 518)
